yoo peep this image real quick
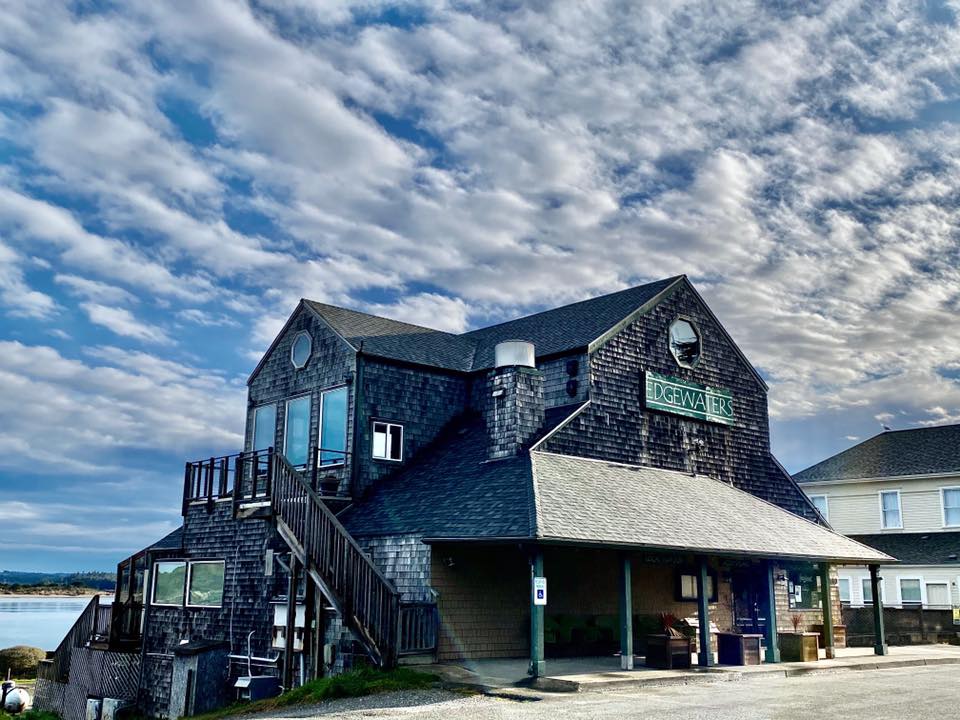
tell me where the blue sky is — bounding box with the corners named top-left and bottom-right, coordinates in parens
top-left (2, 1), bottom-right (960, 572)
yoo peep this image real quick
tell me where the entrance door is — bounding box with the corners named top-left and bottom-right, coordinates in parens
top-left (731, 568), bottom-right (767, 636)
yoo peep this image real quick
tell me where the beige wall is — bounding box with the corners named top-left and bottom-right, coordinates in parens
top-left (431, 544), bottom-right (736, 662)
top-left (802, 475), bottom-right (960, 535)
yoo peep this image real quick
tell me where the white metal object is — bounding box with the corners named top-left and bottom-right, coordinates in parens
top-left (3, 688), bottom-right (29, 714)
top-left (85, 698), bottom-right (102, 720)
top-left (272, 602), bottom-right (306, 650)
top-left (101, 698), bottom-right (128, 720)
top-left (494, 340), bottom-right (535, 368)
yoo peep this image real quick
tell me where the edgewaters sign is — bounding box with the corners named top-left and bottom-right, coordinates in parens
top-left (644, 371), bottom-right (735, 426)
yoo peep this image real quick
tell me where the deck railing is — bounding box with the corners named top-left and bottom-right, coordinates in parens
top-left (398, 602), bottom-right (438, 656)
top-left (271, 454), bottom-right (400, 667)
top-left (182, 449), bottom-right (272, 514)
top-left (37, 595), bottom-right (100, 683)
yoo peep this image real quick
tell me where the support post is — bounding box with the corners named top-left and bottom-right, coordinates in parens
top-left (304, 573), bottom-right (316, 680)
top-left (619, 553), bottom-right (633, 670)
top-left (819, 562), bottom-right (836, 659)
top-left (696, 557), bottom-right (714, 667)
top-left (282, 555), bottom-right (299, 689)
top-left (764, 561), bottom-right (780, 663)
top-left (870, 564), bottom-right (888, 656)
top-left (529, 550), bottom-right (545, 678)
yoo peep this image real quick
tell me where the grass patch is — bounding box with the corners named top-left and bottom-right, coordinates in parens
top-left (188, 667), bottom-right (437, 720)
top-left (0, 711), bottom-right (60, 720)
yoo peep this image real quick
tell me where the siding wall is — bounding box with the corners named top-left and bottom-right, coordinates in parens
top-left (836, 565), bottom-right (960, 608)
top-left (542, 282), bottom-right (815, 518)
top-left (802, 475), bottom-right (960, 535)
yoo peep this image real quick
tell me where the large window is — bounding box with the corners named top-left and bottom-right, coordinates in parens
top-left (153, 561), bottom-right (187, 606)
top-left (187, 561), bottom-right (225, 608)
top-left (319, 387), bottom-right (348, 465)
top-left (838, 577), bottom-right (851, 604)
top-left (676, 570), bottom-right (717, 602)
top-left (284, 395), bottom-right (311, 467)
top-left (809, 494), bottom-right (829, 520)
top-left (372, 421), bottom-right (403, 462)
top-left (899, 578), bottom-right (922, 606)
top-left (880, 490), bottom-right (902, 529)
top-left (252, 404), bottom-right (276, 452)
top-left (942, 488), bottom-right (960, 527)
top-left (926, 582), bottom-right (950, 608)
top-left (787, 566), bottom-right (821, 610)
top-left (861, 577), bottom-right (884, 605)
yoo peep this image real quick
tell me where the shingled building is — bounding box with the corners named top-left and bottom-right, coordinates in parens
top-left (37, 275), bottom-right (891, 719)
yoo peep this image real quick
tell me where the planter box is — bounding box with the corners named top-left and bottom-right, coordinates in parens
top-left (716, 632), bottom-right (762, 666)
top-left (779, 632), bottom-right (819, 662)
top-left (811, 624), bottom-right (846, 649)
top-left (645, 635), bottom-right (693, 669)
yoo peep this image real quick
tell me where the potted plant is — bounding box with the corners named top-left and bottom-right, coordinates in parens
top-left (779, 613), bottom-right (819, 662)
top-left (645, 613), bottom-right (693, 669)
top-left (716, 624), bottom-right (763, 666)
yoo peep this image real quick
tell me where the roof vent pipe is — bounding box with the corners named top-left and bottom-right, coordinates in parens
top-left (494, 340), bottom-right (536, 368)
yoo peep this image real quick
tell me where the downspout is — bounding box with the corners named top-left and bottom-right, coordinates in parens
top-left (350, 341), bottom-right (364, 499)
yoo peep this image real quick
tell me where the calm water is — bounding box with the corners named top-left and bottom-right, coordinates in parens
top-left (0, 597), bottom-right (90, 651)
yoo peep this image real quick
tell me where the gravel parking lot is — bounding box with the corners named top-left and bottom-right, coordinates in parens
top-left (237, 664), bottom-right (960, 720)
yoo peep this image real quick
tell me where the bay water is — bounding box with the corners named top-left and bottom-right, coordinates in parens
top-left (0, 596), bottom-right (91, 651)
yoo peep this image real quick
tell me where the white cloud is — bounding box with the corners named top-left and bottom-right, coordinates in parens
top-left (55, 274), bottom-right (138, 305)
top-left (80, 303), bottom-right (173, 345)
top-left (0, 239), bottom-right (57, 319)
top-left (366, 292), bottom-right (469, 333)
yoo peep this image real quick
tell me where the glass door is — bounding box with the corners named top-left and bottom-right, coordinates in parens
top-left (284, 396), bottom-right (311, 467)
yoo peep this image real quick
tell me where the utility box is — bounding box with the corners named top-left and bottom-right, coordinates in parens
top-left (85, 699), bottom-right (102, 720)
top-left (234, 676), bottom-right (281, 701)
top-left (100, 698), bottom-right (128, 720)
top-left (271, 602), bottom-right (306, 651)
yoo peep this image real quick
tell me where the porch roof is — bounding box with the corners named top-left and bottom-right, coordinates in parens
top-left (530, 452), bottom-right (893, 564)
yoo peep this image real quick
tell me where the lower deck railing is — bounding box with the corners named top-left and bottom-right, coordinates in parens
top-left (38, 595), bottom-right (100, 683)
top-left (399, 603), bottom-right (438, 656)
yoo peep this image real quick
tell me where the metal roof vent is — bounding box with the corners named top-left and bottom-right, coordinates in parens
top-left (494, 340), bottom-right (535, 368)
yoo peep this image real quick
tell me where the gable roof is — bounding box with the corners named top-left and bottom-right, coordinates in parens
top-left (530, 452), bottom-right (891, 563)
top-left (254, 277), bottom-right (692, 381)
top-left (342, 417), bottom-right (890, 564)
top-left (795, 424), bottom-right (960, 483)
top-left (847, 532), bottom-right (960, 566)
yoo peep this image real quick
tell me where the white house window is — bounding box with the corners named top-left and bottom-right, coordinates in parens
top-left (152, 561), bottom-right (187, 606)
top-left (677, 571), bottom-right (716, 602)
top-left (942, 488), bottom-right (960, 527)
top-left (669, 318), bottom-right (701, 369)
top-left (290, 331), bottom-right (312, 369)
top-left (880, 490), bottom-right (902, 529)
top-left (319, 386), bottom-right (348, 465)
top-left (838, 577), bottom-right (851, 604)
top-left (899, 578), bottom-right (922, 606)
top-left (372, 422), bottom-right (403, 461)
top-left (925, 582), bottom-right (950, 608)
top-left (187, 561), bottom-right (225, 608)
top-left (809, 494), bottom-right (829, 520)
top-left (861, 577), bottom-right (884, 605)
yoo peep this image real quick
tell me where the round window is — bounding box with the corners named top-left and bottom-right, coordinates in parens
top-left (669, 318), bottom-right (700, 368)
top-left (290, 332), bottom-right (312, 369)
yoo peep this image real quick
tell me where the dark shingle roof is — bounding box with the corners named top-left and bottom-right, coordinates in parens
top-left (304, 276), bottom-right (682, 373)
top-left (530, 452), bottom-right (891, 563)
top-left (341, 414), bottom-right (535, 539)
top-left (848, 532), bottom-right (960, 565)
top-left (795, 424), bottom-right (960, 483)
top-left (149, 526), bottom-right (183, 551)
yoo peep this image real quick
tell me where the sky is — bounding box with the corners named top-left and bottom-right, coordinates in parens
top-left (2, 0), bottom-right (960, 572)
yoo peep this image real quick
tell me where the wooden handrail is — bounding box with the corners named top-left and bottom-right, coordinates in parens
top-left (270, 453), bottom-right (400, 667)
top-left (37, 595), bottom-right (99, 683)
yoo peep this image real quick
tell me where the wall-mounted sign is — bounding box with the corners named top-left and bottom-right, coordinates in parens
top-left (953, 605), bottom-right (960, 626)
top-left (644, 371), bottom-right (735, 426)
top-left (533, 576), bottom-right (547, 606)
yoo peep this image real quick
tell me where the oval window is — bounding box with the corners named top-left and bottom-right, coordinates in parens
top-left (669, 319), bottom-right (700, 368)
top-left (290, 332), bottom-right (312, 369)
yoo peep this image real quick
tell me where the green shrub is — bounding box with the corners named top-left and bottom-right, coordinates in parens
top-left (0, 647), bottom-right (46, 679)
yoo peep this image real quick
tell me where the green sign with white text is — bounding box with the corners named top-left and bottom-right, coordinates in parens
top-left (644, 371), bottom-right (735, 426)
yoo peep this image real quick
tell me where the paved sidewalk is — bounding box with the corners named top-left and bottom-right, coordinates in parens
top-left (424, 644), bottom-right (960, 693)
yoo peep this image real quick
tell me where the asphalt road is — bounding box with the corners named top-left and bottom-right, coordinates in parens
top-left (246, 664), bottom-right (960, 719)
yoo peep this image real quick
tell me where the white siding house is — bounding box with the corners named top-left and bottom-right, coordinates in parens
top-left (796, 425), bottom-right (960, 611)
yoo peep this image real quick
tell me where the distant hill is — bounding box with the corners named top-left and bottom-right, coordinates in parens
top-left (0, 570), bottom-right (115, 593)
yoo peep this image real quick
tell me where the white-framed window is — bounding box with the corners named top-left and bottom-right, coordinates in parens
top-left (372, 421), bottom-right (403, 461)
top-left (290, 331), bottom-right (312, 369)
top-left (898, 577), bottom-right (923, 606)
top-left (284, 395), bottom-right (311, 467)
top-left (861, 576), bottom-right (885, 605)
top-left (252, 404), bottom-right (277, 452)
top-left (152, 561), bottom-right (187, 607)
top-left (879, 490), bottom-right (902, 529)
top-left (186, 560), bottom-right (225, 608)
top-left (838, 577), bottom-right (851, 604)
top-left (809, 494), bottom-right (829, 520)
top-left (677, 571), bottom-right (717, 602)
top-left (941, 487), bottom-right (960, 528)
top-left (318, 386), bottom-right (348, 466)
top-left (925, 581), bottom-right (950, 608)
